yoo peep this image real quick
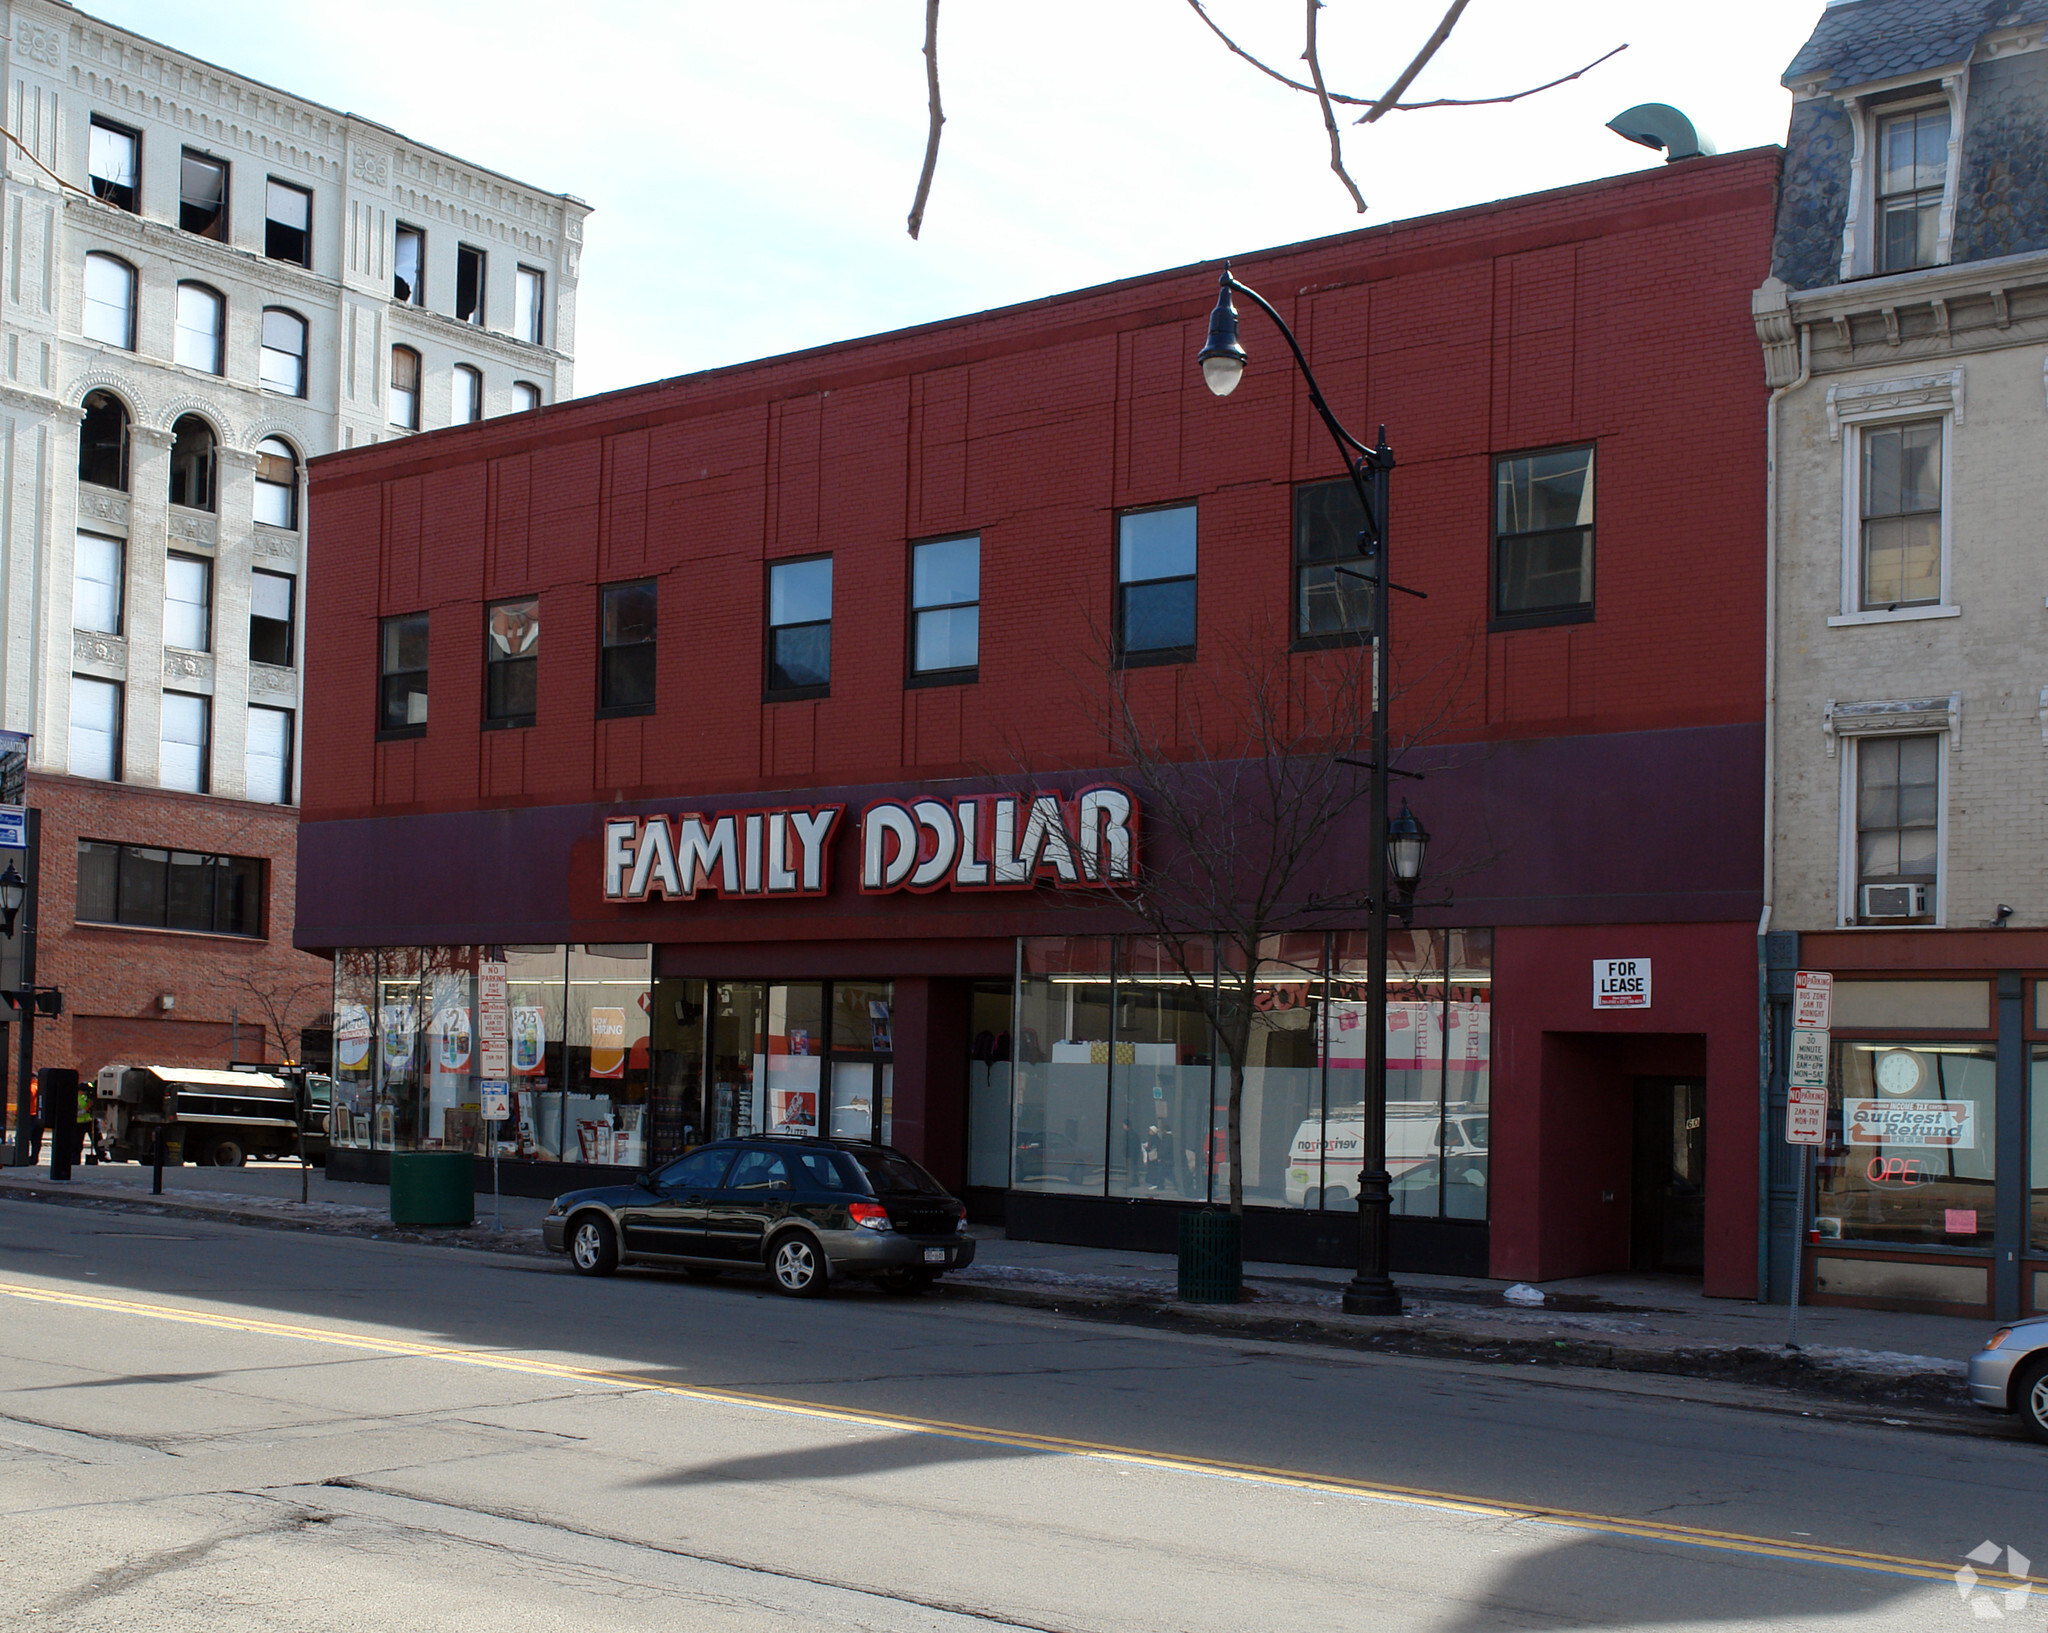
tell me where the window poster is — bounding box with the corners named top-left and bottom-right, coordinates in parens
top-left (335, 1003), bottom-right (372, 1072)
top-left (380, 1004), bottom-right (415, 1074)
top-left (1844, 1098), bottom-right (1974, 1149)
top-left (588, 1006), bottom-right (627, 1079)
top-left (511, 1005), bottom-right (547, 1076)
top-left (769, 1087), bottom-right (818, 1133)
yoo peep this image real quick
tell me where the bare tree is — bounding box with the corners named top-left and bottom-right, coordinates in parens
top-left (228, 963), bottom-right (329, 1066)
top-left (906, 1), bottom-right (1627, 235)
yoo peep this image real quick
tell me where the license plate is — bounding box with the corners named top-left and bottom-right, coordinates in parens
top-left (923, 1248), bottom-right (947, 1264)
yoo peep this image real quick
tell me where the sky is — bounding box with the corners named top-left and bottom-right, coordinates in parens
top-left (84, 1), bottom-right (1828, 400)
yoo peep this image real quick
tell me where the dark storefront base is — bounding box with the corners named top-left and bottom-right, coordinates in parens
top-left (328, 1146), bottom-right (628, 1201)
top-left (1002, 1191), bottom-right (1489, 1277)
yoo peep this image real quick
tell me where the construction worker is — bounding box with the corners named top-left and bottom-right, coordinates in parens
top-left (76, 1079), bottom-right (101, 1164)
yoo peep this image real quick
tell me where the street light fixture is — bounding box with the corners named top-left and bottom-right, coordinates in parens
top-left (1195, 264), bottom-right (1415, 1317)
top-left (0, 861), bottom-right (22, 940)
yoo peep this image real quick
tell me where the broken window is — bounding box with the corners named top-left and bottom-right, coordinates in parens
top-left (180, 150), bottom-right (228, 239)
top-left (250, 569), bottom-right (295, 667)
top-left (456, 244), bottom-right (485, 325)
top-left (264, 177), bottom-right (311, 266)
top-left (394, 224), bottom-right (424, 304)
top-left (78, 391), bottom-right (130, 492)
top-left (88, 118), bottom-right (139, 212)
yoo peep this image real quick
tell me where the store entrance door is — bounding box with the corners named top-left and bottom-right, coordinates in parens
top-left (1631, 1077), bottom-right (1706, 1275)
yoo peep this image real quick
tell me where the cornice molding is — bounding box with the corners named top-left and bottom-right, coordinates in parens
top-left (1824, 693), bottom-right (1963, 758)
top-left (1825, 367), bottom-right (1964, 441)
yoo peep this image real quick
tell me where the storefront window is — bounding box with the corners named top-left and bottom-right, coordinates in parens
top-left (1443, 930), bottom-right (1492, 1221)
top-left (829, 980), bottom-right (894, 1142)
top-left (1243, 935), bottom-right (1318, 1210)
top-left (1013, 937), bottom-right (1112, 1194)
top-left (965, 978), bottom-right (1014, 1188)
top-left (1111, 938), bottom-right (1215, 1200)
top-left (648, 977), bottom-right (707, 1164)
top-left (1816, 1041), bottom-right (1996, 1247)
top-left (564, 945), bottom-right (651, 1165)
top-left (504, 945), bottom-right (567, 1159)
top-left (2030, 1047), bottom-right (2048, 1253)
top-left (331, 949), bottom-right (377, 1148)
top-left (709, 982), bottom-right (767, 1141)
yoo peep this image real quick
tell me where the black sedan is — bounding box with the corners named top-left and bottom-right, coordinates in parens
top-left (542, 1135), bottom-right (976, 1296)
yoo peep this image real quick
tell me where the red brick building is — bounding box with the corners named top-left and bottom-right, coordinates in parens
top-left (297, 149), bottom-right (1780, 1292)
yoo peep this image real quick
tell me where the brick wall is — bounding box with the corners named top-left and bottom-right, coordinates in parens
top-left (12, 770), bottom-right (328, 1084)
top-left (302, 149), bottom-right (1783, 828)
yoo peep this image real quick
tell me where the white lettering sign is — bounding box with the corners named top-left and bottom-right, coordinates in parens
top-left (1786, 1086), bottom-right (1828, 1145)
top-left (603, 786), bottom-right (1139, 902)
top-left (1844, 1098), bottom-right (1975, 1149)
top-left (1593, 958), bottom-right (1651, 1009)
top-left (1792, 970), bottom-right (1833, 1031)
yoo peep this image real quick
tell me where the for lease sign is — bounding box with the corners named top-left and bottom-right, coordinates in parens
top-left (1594, 958), bottom-right (1651, 1009)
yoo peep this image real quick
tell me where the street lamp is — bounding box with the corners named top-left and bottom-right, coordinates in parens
top-left (0, 862), bottom-right (22, 941)
top-left (1197, 264), bottom-right (1413, 1316)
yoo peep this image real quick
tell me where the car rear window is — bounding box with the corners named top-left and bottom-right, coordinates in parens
top-left (792, 1150), bottom-right (865, 1192)
top-left (848, 1147), bottom-right (947, 1196)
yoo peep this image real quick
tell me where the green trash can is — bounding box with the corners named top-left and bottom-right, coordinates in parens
top-left (1177, 1208), bottom-right (1242, 1304)
top-left (389, 1151), bottom-right (475, 1227)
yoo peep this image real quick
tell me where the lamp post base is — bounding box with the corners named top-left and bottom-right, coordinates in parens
top-left (1341, 1275), bottom-right (1403, 1317)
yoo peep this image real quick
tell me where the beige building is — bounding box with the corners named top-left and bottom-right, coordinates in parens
top-left (1755, 0), bottom-right (2048, 1320)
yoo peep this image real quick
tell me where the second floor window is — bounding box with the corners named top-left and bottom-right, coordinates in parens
top-left (1494, 445), bottom-right (1594, 623)
top-left (1877, 107), bottom-right (1949, 274)
top-left (1856, 734), bottom-right (1938, 921)
top-left (1294, 478), bottom-right (1372, 640)
top-left (390, 346), bottom-right (420, 430)
top-left (1117, 505), bottom-right (1197, 660)
top-left (767, 557), bottom-right (832, 695)
top-left (910, 535), bottom-right (979, 678)
top-left (265, 178), bottom-right (312, 266)
top-left (73, 533), bottom-right (124, 635)
top-left (174, 283), bottom-right (225, 375)
top-left (600, 581), bottom-right (657, 712)
top-left (456, 245), bottom-right (486, 325)
top-left (160, 692), bottom-right (210, 794)
top-left (1860, 420), bottom-right (1941, 609)
top-left (163, 552), bottom-right (212, 652)
top-left (82, 254), bottom-right (136, 350)
top-left (394, 224), bottom-right (425, 304)
top-left (380, 612), bottom-right (429, 734)
top-left (515, 266), bottom-right (545, 344)
top-left (180, 150), bottom-right (228, 239)
top-left (75, 840), bottom-right (263, 937)
top-left (485, 598), bottom-right (539, 727)
top-left (260, 309), bottom-right (307, 396)
top-left (250, 569), bottom-right (295, 666)
top-left (453, 364), bottom-right (483, 425)
top-left (88, 117), bottom-right (139, 212)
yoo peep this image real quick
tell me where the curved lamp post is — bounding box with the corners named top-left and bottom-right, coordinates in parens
top-left (1197, 264), bottom-right (1421, 1317)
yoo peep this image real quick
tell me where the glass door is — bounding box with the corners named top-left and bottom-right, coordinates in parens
top-left (829, 981), bottom-right (894, 1140)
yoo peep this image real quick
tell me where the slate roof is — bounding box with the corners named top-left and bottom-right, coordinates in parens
top-left (1784, 0), bottom-right (2048, 91)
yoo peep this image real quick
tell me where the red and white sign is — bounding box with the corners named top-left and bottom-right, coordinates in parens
top-left (1792, 970), bottom-right (1833, 1031)
top-left (478, 961), bottom-right (509, 1078)
top-left (1845, 1098), bottom-right (1974, 1149)
top-left (1786, 1086), bottom-right (1828, 1145)
top-left (1593, 958), bottom-right (1651, 1009)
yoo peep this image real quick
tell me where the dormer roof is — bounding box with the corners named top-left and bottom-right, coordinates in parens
top-left (1784, 0), bottom-right (2048, 94)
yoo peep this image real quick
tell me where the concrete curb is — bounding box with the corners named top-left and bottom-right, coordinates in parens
top-left (0, 1176), bottom-right (1981, 1422)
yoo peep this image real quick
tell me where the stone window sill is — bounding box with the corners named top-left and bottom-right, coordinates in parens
top-left (1826, 605), bottom-right (1960, 628)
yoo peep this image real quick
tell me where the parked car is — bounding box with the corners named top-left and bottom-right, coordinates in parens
top-left (542, 1135), bottom-right (976, 1296)
top-left (1968, 1318), bottom-right (2048, 1442)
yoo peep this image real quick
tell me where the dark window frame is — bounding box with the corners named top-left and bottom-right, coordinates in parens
top-left (598, 579), bottom-right (658, 718)
top-left (87, 116), bottom-right (140, 213)
top-left (173, 280), bottom-right (226, 376)
top-left (453, 363), bottom-right (483, 425)
top-left (81, 252), bottom-right (137, 351)
top-left (389, 345), bottom-right (421, 430)
top-left (254, 437), bottom-right (300, 531)
top-left (1490, 441), bottom-right (1597, 632)
top-left (167, 415), bottom-right (217, 514)
top-left (483, 596), bottom-right (540, 730)
top-left (1874, 101), bottom-right (1950, 276)
top-left (78, 389), bottom-right (130, 492)
top-left (905, 533), bottom-right (980, 688)
top-left (250, 567), bottom-right (296, 668)
top-left (764, 555), bottom-right (833, 702)
top-left (456, 243), bottom-right (487, 325)
top-left (178, 147), bottom-right (228, 240)
top-left (74, 838), bottom-right (266, 939)
top-left (1291, 477), bottom-right (1374, 651)
top-left (378, 611), bottom-right (429, 740)
top-left (263, 176), bottom-right (312, 267)
top-left (259, 307), bottom-right (308, 399)
top-left (393, 222), bottom-right (425, 305)
top-left (1114, 502), bottom-right (1198, 667)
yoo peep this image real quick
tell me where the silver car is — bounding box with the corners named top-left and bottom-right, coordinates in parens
top-left (1968, 1318), bottom-right (2048, 1442)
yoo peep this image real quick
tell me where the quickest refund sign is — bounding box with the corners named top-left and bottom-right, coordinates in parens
top-left (1594, 959), bottom-right (1651, 1009)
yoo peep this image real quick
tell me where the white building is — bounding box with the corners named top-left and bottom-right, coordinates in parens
top-left (0, 0), bottom-right (588, 1078)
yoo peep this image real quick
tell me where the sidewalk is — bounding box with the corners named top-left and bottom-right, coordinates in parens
top-left (0, 1160), bottom-right (1999, 1418)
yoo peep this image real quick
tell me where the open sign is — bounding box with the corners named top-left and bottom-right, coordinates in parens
top-left (1865, 1155), bottom-right (1927, 1187)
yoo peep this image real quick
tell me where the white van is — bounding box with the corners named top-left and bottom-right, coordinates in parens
top-left (1285, 1106), bottom-right (1488, 1208)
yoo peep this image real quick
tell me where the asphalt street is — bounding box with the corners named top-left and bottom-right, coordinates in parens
top-left (0, 1195), bottom-right (2039, 1631)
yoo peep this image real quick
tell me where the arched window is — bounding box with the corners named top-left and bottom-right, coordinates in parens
top-left (512, 381), bottom-right (541, 413)
top-left (259, 308), bottom-right (307, 397)
top-left (78, 391), bottom-right (130, 491)
top-left (254, 438), bottom-right (298, 530)
top-left (174, 282), bottom-right (225, 375)
top-left (389, 345), bottom-right (420, 430)
top-left (82, 254), bottom-right (136, 350)
top-left (168, 415), bottom-right (216, 513)
top-left (452, 364), bottom-right (482, 425)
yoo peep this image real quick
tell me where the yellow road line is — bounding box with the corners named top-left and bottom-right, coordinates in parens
top-left (0, 1277), bottom-right (2030, 1592)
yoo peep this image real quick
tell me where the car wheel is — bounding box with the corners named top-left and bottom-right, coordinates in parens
top-left (2017, 1356), bottom-right (2048, 1444)
top-left (200, 1136), bottom-right (246, 1168)
top-left (684, 1266), bottom-right (721, 1282)
top-left (881, 1269), bottom-right (937, 1295)
top-left (568, 1214), bottom-right (618, 1277)
top-left (769, 1233), bottom-right (828, 1297)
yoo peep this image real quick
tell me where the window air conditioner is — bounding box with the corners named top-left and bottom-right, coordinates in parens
top-left (1860, 882), bottom-right (1930, 920)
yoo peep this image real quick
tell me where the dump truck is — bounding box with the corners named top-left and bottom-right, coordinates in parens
top-left (95, 1063), bottom-right (302, 1166)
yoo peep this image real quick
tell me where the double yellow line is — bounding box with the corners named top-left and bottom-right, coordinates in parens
top-left (0, 1277), bottom-right (2032, 1593)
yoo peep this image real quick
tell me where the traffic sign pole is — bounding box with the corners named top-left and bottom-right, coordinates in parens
top-left (1785, 970), bottom-right (1834, 1349)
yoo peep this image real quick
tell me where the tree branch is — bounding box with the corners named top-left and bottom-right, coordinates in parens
top-left (906, 0), bottom-right (945, 240)
top-left (1373, 45), bottom-right (1628, 116)
top-left (1304, 0), bottom-right (1366, 214)
top-left (1361, 0), bottom-right (1472, 123)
